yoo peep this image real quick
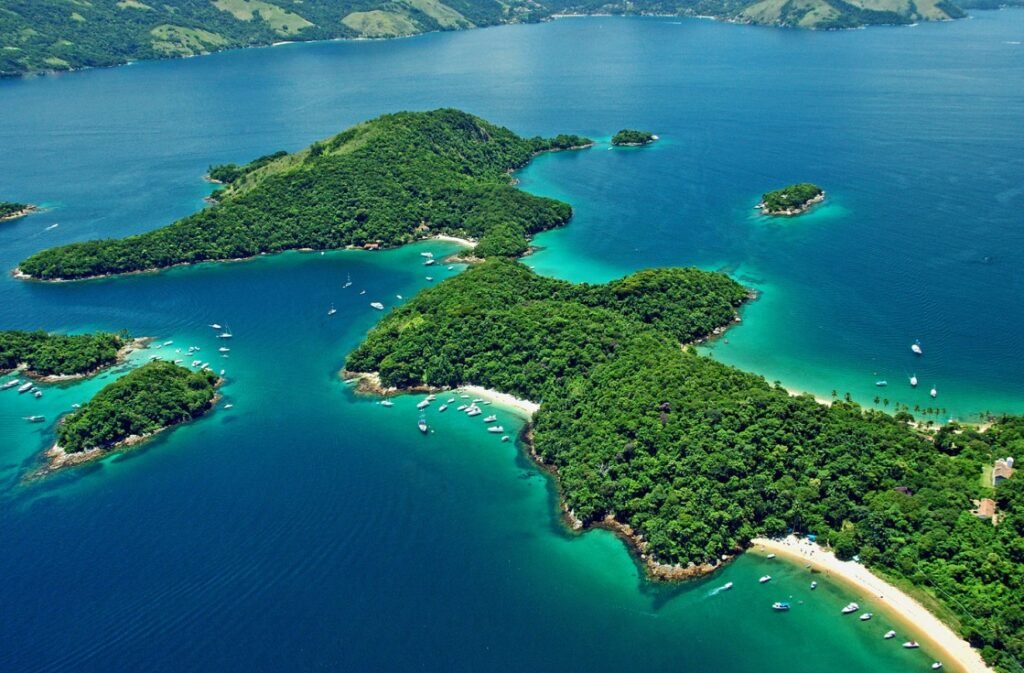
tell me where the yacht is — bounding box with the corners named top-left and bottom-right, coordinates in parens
top-left (903, 641), bottom-right (920, 649)
top-left (425, 276), bottom-right (433, 281)
top-left (931, 663), bottom-right (943, 670)
top-left (418, 417), bottom-right (429, 434)
top-left (766, 553), bottom-right (776, 559)
top-left (424, 258), bottom-right (435, 266)
top-left (438, 404), bottom-right (448, 412)
top-left (18, 382), bottom-right (33, 393)
top-left (380, 400), bottom-right (394, 407)
top-left (219, 347), bottom-right (230, 353)
top-left (911, 341), bottom-right (923, 355)
top-left (723, 582), bottom-right (734, 590)
top-left (759, 575), bottom-right (772, 584)
top-left (25, 415), bottom-right (45, 423)
top-left (910, 374), bottom-right (918, 387)
top-left (487, 425), bottom-right (504, 433)
top-left (217, 331), bottom-right (232, 339)
top-left (370, 302), bottom-right (384, 310)
top-left (343, 274), bottom-right (353, 288)
top-left (466, 406), bottom-right (482, 417)
top-left (417, 399), bottom-right (431, 410)
top-left (810, 581), bottom-right (818, 589)
top-left (328, 305), bottom-right (337, 316)
top-left (209, 323), bottom-right (222, 329)
top-left (884, 630), bottom-right (896, 640)
top-left (841, 602), bottom-right (860, 614)
top-left (875, 380), bottom-right (888, 387)
top-left (772, 602), bottom-right (791, 611)
top-left (483, 414), bottom-right (497, 423)
top-left (457, 404), bottom-right (468, 411)
top-left (1, 380), bottom-right (19, 390)
top-left (930, 386), bottom-right (938, 398)
top-left (860, 613), bottom-right (873, 621)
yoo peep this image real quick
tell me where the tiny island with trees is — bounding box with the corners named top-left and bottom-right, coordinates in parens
top-left (611, 129), bottom-right (657, 146)
top-left (0, 202), bottom-right (36, 222)
top-left (17, 110), bottom-right (592, 281)
top-left (44, 361), bottom-right (221, 472)
top-left (0, 330), bottom-right (136, 380)
top-left (758, 182), bottom-right (825, 216)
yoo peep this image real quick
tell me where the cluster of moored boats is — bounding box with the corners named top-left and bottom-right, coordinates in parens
top-left (874, 340), bottom-right (939, 399)
top-left (379, 391), bottom-right (510, 441)
top-left (2, 377), bottom-right (47, 422)
top-left (745, 568), bottom-right (942, 669)
top-left (327, 256), bottom-right (457, 315)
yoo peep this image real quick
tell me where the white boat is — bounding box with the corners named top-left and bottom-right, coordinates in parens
top-left (772, 602), bottom-right (791, 611)
top-left (483, 414), bottom-right (497, 423)
top-left (460, 394), bottom-right (469, 399)
top-left (487, 425), bottom-right (504, 433)
top-left (930, 386), bottom-right (938, 398)
top-left (421, 252), bottom-right (434, 258)
top-left (759, 575), bottom-right (771, 584)
top-left (723, 582), bottom-right (734, 590)
top-left (417, 399), bottom-right (430, 410)
top-left (343, 274), bottom-right (353, 288)
top-left (810, 581), bottom-right (817, 589)
top-left (446, 398), bottom-right (455, 404)
top-left (875, 380), bottom-right (888, 387)
top-left (457, 404), bottom-right (467, 411)
top-left (472, 398), bottom-right (483, 403)
top-left (191, 360), bottom-right (202, 367)
top-left (912, 342), bottom-right (923, 355)
top-left (447, 265), bottom-right (454, 270)
top-left (18, 382), bottom-right (33, 393)
top-left (71, 403), bottom-right (81, 409)
top-left (380, 400), bottom-right (394, 407)
top-left (209, 323), bottom-right (222, 329)
top-left (1, 380), bottom-right (19, 390)
top-left (427, 394), bottom-right (436, 401)
top-left (219, 347), bottom-right (230, 353)
top-left (438, 404), bottom-right (448, 412)
top-left (841, 602), bottom-right (860, 614)
top-left (860, 613), bottom-right (873, 621)
top-left (884, 630), bottom-right (896, 639)
top-left (466, 407), bottom-right (482, 417)
top-left (903, 641), bottom-right (920, 649)
top-left (328, 305), bottom-right (337, 316)
top-left (33, 390), bottom-right (42, 398)
top-left (418, 418), bottom-right (428, 434)
top-left (766, 553), bottom-right (776, 559)
top-left (217, 331), bottom-right (232, 339)
top-left (425, 276), bottom-right (433, 281)
top-left (163, 340), bottom-right (173, 346)
top-left (396, 294), bottom-right (403, 300)
top-left (931, 663), bottom-right (943, 670)
top-left (424, 258), bottom-right (435, 266)
top-left (173, 359), bottom-right (183, 364)
top-left (359, 290), bottom-right (366, 295)
top-left (25, 415), bottom-right (45, 423)
top-left (370, 302), bottom-right (384, 310)
top-left (224, 404), bottom-right (234, 409)
top-left (501, 435), bottom-right (510, 442)
top-left (910, 375), bottom-right (918, 387)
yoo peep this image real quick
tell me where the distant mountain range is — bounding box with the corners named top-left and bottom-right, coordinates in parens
top-left (0, 0), bottom-right (1015, 76)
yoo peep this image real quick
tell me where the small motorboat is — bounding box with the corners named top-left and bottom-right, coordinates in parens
top-left (772, 602), bottom-right (791, 611)
top-left (438, 404), bottom-right (448, 412)
top-left (903, 641), bottom-right (920, 649)
top-left (457, 404), bottom-right (468, 411)
top-left (759, 575), bottom-right (772, 584)
top-left (810, 581), bottom-right (817, 589)
top-left (487, 425), bottom-right (504, 433)
top-left (766, 553), bottom-right (776, 559)
top-left (875, 380), bottom-right (888, 387)
top-left (483, 414), bottom-right (497, 423)
top-left (418, 417), bottom-right (428, 434)
top-left (396, 294), bottom-right (403, 300)
top-left (884, 630), bottom-right (896, 640)
top-left (219, 347), bottom-right (230, 353)
top-left (446, 398), bottom-right (455, 404)
top-left (209, 323), bottom-right (222, 329)
top-left (417, 399), bottom-right (430, 410)
top-left (1, 379), bottom-right (19, 390)
top-left (25, 415), bottom-right (45, 423)
top-left (930, 386), bottom-right (938, 398)
top-left (723, 582), bottom-right (734, 590)
top-left (910, 375), bottom-right (918, 387)
top-left (420, 252), bottom-right (434, 258)
top-left (223, 403), bottom-right (234, 409)
top-left (328, 305), bottom-right (337, 316)
top-left (841, 602), bottom-right (860, 614)
top-left (911, 341), bottom-right (923, 355)
top-left (359, 290), bottom-right (366, 295)
top-left (860, 613), bottom-right (873, 621)
top-left (343, 274), bottom-right (353, 288)
top-left (380, 400), bottom-right (394, 407)
top-left (33, 390), bottom-right (42, 398)
top-left (931, 663), bottom-right (943, 670)
top-left (370, 302), bottom-right (384, 310)
top-left (18, 382), bottom-right (33, 393)
top-left (501, 435), bottom-right (510, 442)
top-left (424, 258), bottom-right (436, 266)
top-left (425, 276), bottom-right (434, 281)
top-left (217, 331), bottom-right (233, 339)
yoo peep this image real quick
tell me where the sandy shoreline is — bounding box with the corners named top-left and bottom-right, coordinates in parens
top-left (342, 370), bottom-right (539, 418)
top-left (751, 536), bottom-right (993, 673)
top-left (459, 385), bottom-right (539, 417)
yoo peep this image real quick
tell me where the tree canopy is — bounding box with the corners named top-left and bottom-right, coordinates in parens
top-left (0, 330), bottom-right (125, 377)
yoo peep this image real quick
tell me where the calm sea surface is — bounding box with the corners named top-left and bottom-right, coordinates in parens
top-left (2, 12), bottom-right (1022, 672)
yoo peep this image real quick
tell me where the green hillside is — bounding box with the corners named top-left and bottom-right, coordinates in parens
top-left (18, 110), bottom-right (591, 280)
top-left (0, 0), bottom-right (986, 76)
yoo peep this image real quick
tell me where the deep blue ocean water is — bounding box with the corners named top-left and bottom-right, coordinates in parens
top-left (2, 12), bottom-right (1023, 672)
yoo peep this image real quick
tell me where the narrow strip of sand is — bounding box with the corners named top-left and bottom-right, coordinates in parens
top-left (751, 536), bottom-right (993, 673)
top-left (430, 234), bottom-right (475, 247)
top-left (460, 385), bottom-right (539, 418)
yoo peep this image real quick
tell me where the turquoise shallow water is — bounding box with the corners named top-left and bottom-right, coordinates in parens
top-left (2, 11), bottom-right (1023, 672)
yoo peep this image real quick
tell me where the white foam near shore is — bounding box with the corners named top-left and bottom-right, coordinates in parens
top-left (460, 385), bottom-right (539, 418)
top-left (751, 535), bottom-right (994, 673)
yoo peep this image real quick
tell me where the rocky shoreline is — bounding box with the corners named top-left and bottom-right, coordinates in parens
top-left (1, 336), bottom-right (151, 382)
top-left (0, 204), bottom-right (38, 222)
top-left (757, 191), bottom-right (825, 216)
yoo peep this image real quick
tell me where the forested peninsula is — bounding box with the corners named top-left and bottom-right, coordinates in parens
top-left (346, 258), bottom-right (1023, 670)
top-left (45, 361), bottom-right (221, 472)
top-left (0, 0), bottom-right (982, 76)
top-left (0, 330), bottom-right (137, 380)
top-left (0, 202), bottom-right (35, 221)
top-left (17, 110), bottom-right (591, 280)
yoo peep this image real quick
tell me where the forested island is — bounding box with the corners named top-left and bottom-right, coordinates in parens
top-left (346, 258), bottom-right (1023, 670)
top-left (45, 361), bottom-right (221, 472)
top-left (0, 330), bottom-right (135, 379)
top-left (611, 129), bottom-right (657, 146)
top-left (0, 202), bottom-right (35, 221)
top-left (758, 182), bottom-right (825, 216)
top-left (0, 0), bottom-right (984, 76)
top-left (17, 110), bottom-right (591, 280)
